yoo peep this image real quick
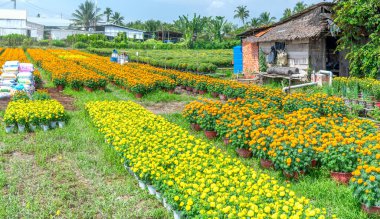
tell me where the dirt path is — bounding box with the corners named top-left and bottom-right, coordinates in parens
top-left (0, 98), bottom-right (10, 111)
top-left (142, 101), bottom-right (187, 114)
top-left (47, 88), bottom-right (76, 111)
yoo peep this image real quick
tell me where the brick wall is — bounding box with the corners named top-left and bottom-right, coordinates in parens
top-left (242, 41), bottom-right (259, 77)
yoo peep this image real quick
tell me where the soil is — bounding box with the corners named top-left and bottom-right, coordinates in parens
top-left (0, 98), bottom-right (10, 111)
top-left (143, 102), bottom-right (187, 114)
top-left (47, 88), bottom-right (76, 111)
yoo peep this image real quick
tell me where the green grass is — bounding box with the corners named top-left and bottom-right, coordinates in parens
top-left (162, 113), bottom-right (374, 219)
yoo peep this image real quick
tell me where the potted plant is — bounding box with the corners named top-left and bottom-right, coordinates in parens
top-left (183, 101), bottom-right (204, 131)
top-left (53, 77), bottom-right (67, 92)
top-left (197, 107), bottom-right (219, 140)
top-left (3, 113), bottom-right (16, 133)
top-left (195, 80), bottom-right (207, 95)
top-left (71, 79), bottom-right (83, 91)
top-left (321, 143), bottom-right (359, 184)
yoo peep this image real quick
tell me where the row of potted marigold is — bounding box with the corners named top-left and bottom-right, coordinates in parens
top-left (183, 97), bottom-right (380, 215)
top-left (27, 49), bottom-right (107, 92)
top-left (85, 100), bottom-right (330, 218)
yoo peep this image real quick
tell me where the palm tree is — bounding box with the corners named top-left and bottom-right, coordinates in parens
top-left (249, 18), bottom-right (261, 28)
top-left (104, 7), bottom-right (112, 23)
top-left (209, 16), bottom-right (227, 42)
top-left (282, 8), bottom-right (292, 20)
top-left (111, 12), bottom-right (124, 25)
top-left (234, 5), bottom-right (250, 25)
top-left (72, 0), bottom-right (101, 31)
top-left (258, 12), bottom-right (276, 26)
top-left (293, 1), bottom-right (308, 14)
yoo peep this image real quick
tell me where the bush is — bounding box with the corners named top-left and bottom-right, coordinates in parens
top-left (38, 40), bottom-right (49, 47)
top-left (52, 40), bottom-right (66, 47)
top-left (73, 42), bottom-right (89, 49)
top-left (1, 34), bottom-right (28, 47)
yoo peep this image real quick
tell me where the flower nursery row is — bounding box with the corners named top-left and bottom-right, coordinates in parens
top-left (86, 100), bottom-right (330, 218)
top-left (3, 99), bottom-right (67, 133)
top-left (27, 49), bottom-right (107, 91)
top-left (183, 97), bottom-right (380, 213)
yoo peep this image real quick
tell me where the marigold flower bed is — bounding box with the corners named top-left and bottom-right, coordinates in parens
top-left (86, 100), bottom-right (329, 218)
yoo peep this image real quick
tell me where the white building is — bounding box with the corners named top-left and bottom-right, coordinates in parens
top-left (95, 24), bottom-right (144, 40)
top-left (0, 9), bottom-right (43, 40)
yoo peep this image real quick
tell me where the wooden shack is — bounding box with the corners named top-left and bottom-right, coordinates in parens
top-left (238, 2), bottom-right (349, 78)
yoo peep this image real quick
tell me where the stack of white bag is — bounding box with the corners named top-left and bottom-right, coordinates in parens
top-left (0, 61), bottom-right (19, 99)
top-left (17, 63), bottom-right (35, 93)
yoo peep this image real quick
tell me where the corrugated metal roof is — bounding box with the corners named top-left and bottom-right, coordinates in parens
top-left (0, 9), bottom-right (27, 20)
top-left (27, 17), bottom-right (72, 27)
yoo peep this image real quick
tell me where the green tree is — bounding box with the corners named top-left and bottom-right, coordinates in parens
top-left (72, 0), bottom-right (102, 30)
top-left (104, 7), bottom-right (112, 23)
top-left (293, 1), bottom-right (308, 14)
top-left (110, 12), bottom-right (124, 25)
top-left (282, 8), bottom-right (292, 20)
top-left (258, 12), bottom-right (276, 26)
top-left (249, 18), bottom-right (261, 28)
top-left (174, 14), bottom-right (207, 45)
top-left (234, 5), bottom-right (250, 25)
top-left (334, 0), bottom-right (380, 78)
top-left (145, 20), bottom-right (161, 32)
top-left (209, 16), bottom-right (227, 42)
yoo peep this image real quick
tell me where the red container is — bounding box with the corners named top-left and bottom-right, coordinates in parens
top-left (190, 123), bottom-right (201, 131)
top-left (376, 101), bottom-right (380, 109)
top-left (283, 170), bottom-right (305, 180)
top-left (223, 137), bottom-right (229, 145)
top-left (260, 159), bottom-right (274, 169)
top-left (135, 93), bottom-right (143, 99)
top-left (198, 90), bottom-right (206, 95)
top-left (235, 148), bottom-right (253, 158)
top-left (211, 92), bottom-right (219, 98)
top-left (311, 159), bottom-right (318, 168)
top-left (330, 172), bottom-right (352, 184)
top-left (57, 85), bottom-right (64, 92)
top-left (204, 130), bottom-right (217, 139)
top-left (361, 204), bottom-right (380, 215)
top-left (219, 94), bottom-right (227, 101)
top-left (84, 86), bottom-right (93, 92)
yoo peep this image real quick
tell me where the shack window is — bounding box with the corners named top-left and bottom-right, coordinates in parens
top-left (275, 42), bottom-right (286, 51)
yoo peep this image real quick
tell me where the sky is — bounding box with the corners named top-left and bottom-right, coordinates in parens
top-left (0, 0), bottom-right (331, 24)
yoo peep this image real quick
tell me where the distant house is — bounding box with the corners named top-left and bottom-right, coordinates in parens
top-left (27, 17), bottom-right (87, 40)
top-left (95, 24), bottom-right (144, 40)
top-left (238, 2), bottom-right (349, 77)
top-left (144, 31), bottom-right (183, 43)
top-left (0, 9), bottom-right (43, 40)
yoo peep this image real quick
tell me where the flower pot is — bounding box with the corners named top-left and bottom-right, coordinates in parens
top-left (5, 125), bottom-right (15, 133)
top-left (134, 93), bottom-right (143, 99)
top-left (211, 92), bottom-right (219, 98)
top-left (84, 86), bottom-right (93, 92)
top-left (361, 204), bottom-right (380, 215)
top-left (57, 85), bottom-right (64, 92)
top-left (260, 159), bottom-right (274, 169)
top-left (330, 171), bottom-right (352, 184)
top-left (163, 198), bottom-right (168, 209)
top-left (376, 101), bottom-right (380, 109)
top-left (198, 90), bottom-right (206, 95)
top-left (18, 124), bottom-right (26, 133)
top-left (358, 92), bottom-right (363, 99)
top-left (138, 180), bottom-right (146, 189)
top-left (190, 123), bottom-right (201, 131)
top-left (180, 85), bottom-right (186, 89)
top-left (223, 137), bottom-right (229, 145)
top-left (168, 89), bottom-right (175, 94)
top-left (219, 94), bottom-right (227, 101)
top-left (235, 148), bottom-right (253, 158)
top-left (58, 121), bottom-right (65, 128)
top-left (50, 121), bottom-right (57, 129)
top-left (147, 185), bottom-right (156, 195)
top-left (173, 210), bottom-right (182, 219)
top-left (155, 191), bottom-right (162, 200)
top-left (40, 124), bottom-right (49, 132)
top-left (311, 159), bottom-right (318, 168)
top-left (192, 89), bottom-right (198, 94)
top-left (99, 86), bottom-right (105, 91)
top-left (186, 86), bottom-right (193, 91)
top-left (283, 170), bottom-right (305, 180)
top-left (29, 124), bottom-right (37, 132)
top-left (73, 87), bottom-right (80, 91)
top-left (204, 130), bottom-right (217, 139)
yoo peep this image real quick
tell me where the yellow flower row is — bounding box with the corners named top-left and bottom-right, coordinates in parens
top-left (86, 100), bottom-right (329, 218)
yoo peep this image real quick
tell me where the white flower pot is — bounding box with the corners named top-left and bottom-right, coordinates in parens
top-left (147, 185), bottom-right (156, 195)
top-left (18, 124), bottom-right (26, 132)
top-left (29, 124), bottom-right (37, 132)
top-left (133, 173), bottom-right (138, 180)
top-left (155, 191), bottom-right (162, 200)
top-left (138, 180), bottom-right (146, 189)
top-left (163, 198), bottom-right (168, 208)
top-left (58, 121), bottom-right (65, 128)
top-left (41, 125), bottom-right (49, 132)
top-left (50, 121), bottom-right (57, 129)
top-left (173, 210), bottom-right (182, 219)
top-left (5, 125), bottom-right (14, 133)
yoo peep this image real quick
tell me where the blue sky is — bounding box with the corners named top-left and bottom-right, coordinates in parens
top-left (0, 0), bottom-right (331, 24)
